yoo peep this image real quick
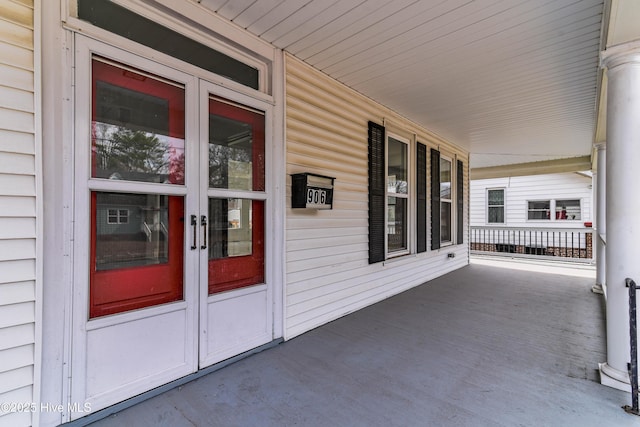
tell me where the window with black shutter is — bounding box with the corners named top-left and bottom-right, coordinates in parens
top-left (369, 124), bottom-right (462, 259)
top-left (430, 149), bottom-right (440, 250)
top-left (368, 122), bottom-right (385, 263)
top-left (457, 159), bottom-right (464, 245)
top-left (416, 143), bottom-right (427, 253)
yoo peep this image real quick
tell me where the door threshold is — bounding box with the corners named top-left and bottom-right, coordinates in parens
top-left (63, 338), bottom-right (284, 426)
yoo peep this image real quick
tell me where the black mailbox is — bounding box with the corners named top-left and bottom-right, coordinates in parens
top-left (291, 173), bottom-right (335, 209)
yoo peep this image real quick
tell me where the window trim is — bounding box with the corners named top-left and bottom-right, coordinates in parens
top-left (486, 188), bottom-right (505, 224)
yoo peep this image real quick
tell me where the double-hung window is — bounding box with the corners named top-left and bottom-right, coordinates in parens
top-left (487, 189), bottom-right (505, 224)
top-left (439, 156), bottom-right (453, 245)
top-left (430, 149), bottom-right (463, 249)
top-left (387, 136), bottom-right (409, 255)
top-left (368, 122), bottom-right (425, 263)
top-left (368, 122), bottom-right (463, 262)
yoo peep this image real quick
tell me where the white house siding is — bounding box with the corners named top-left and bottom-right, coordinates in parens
top-left (285, 54), bottom-right (469, 339)
top-left (470, 172), bottom-right (592, 228)
top-left (0, 1), bottom-right (39, 427)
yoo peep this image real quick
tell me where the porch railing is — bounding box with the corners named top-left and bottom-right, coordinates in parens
top-left (470, 226), bottom-right (593, 262)
top-left (625, 278), bottom-right (640, 416)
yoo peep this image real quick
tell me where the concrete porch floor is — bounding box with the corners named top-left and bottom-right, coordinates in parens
top-left (87, 261), bottom-right (636, 427)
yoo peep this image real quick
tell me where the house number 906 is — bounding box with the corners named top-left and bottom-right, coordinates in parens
top-left (307, 188), bottom-right (327, 205)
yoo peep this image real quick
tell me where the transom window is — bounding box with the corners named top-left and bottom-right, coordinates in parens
top-left (77, 0), bottom-right (260, 90)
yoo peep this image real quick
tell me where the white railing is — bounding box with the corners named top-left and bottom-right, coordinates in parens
top-left (470, 226), bottom-right (594, 262)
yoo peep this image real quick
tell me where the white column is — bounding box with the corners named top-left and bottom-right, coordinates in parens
top-left (592, 143), bottom-right (605, 295)
top-left (599, 42), bottom-right (640, 391)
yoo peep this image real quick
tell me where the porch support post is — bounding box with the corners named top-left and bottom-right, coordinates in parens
top-left (599, 41), bottom-right (640, 391)
top-left (593, 143), bottom-right (606, 295)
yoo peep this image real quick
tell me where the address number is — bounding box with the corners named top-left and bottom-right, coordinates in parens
top-left (307, 188), bottom-right (327, 205)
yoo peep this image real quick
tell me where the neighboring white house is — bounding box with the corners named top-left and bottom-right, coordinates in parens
top-left (470, 172), bottom-right (593, 259)
top-left (470, 172), bottom-right (593, 227)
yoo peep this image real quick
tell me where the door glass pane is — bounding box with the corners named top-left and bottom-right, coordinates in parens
top-left (91, 58), bottom-right (185, 184)
top-left (209, 98), bottom-right (265, 191)
top-left (95, 193), bottom-right (169, 270)
top-left (90, 191), bottom-right (184, 318)
top-left (208, 199), bottom-right (264, 294)
top-left (209, 198), bottom-right (253, 259)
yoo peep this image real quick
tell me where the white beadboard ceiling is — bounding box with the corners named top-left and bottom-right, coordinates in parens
top-left (196, 0), bottom-right (605, 169)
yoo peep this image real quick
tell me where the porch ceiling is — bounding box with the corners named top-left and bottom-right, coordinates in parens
top-left (195, 0), bottom-right (606, 170)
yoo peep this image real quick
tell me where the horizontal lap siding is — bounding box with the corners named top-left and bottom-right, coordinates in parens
top-left (470, 173), bottom-right (592, 226)
top-left (285, 54), bottom-right (469, 339)
top-left (0, 1), bottom-right (37, 426)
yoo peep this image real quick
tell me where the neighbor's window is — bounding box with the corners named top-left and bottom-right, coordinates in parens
top-left (487, 189), bottom-right (504, 224)
top-left (555, 199), bottom-right (581, 220)
top-left (440, 156), bottom-right (452, 244)
top-left (528, 200), bottom-right (550, 220)
top-left (387, 136), bottom-right (408, 254)
top-left (107, 208), bottom-right (129, 224)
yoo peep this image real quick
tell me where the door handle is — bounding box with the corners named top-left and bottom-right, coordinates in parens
top-left (190, 215), bottom-right (198, 250)
top-left (201, 215), bottom-right (208, 250)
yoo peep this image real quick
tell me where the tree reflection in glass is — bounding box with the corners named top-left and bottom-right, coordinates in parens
top-left (91, 61), bottom-right (185, 184)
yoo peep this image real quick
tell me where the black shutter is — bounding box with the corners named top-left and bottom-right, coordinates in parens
top-left (430, 148), bottom-right (441, 250)
top-left (457, 159), bottom-right (464, 245)
top-left (416, 143), bottom-right (427, 253)
top-left (368, 121), bottom-right (386, 263)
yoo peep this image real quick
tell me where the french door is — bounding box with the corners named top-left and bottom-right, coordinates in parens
top-left (197, 84), bottom-right (273, 367)
top-left (71, 36), bottom-right (273, 416)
